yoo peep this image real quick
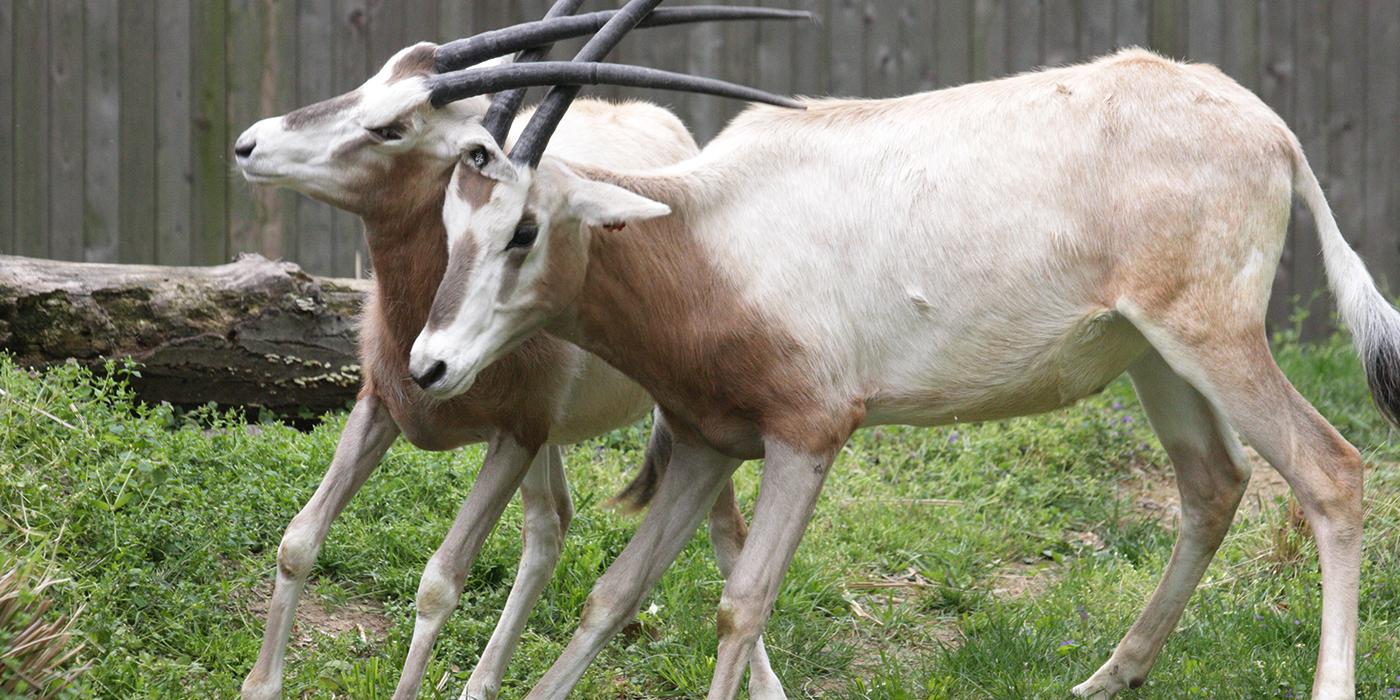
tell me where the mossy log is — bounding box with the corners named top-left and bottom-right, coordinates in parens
top-left (0, 254), bottom-right (371, 415)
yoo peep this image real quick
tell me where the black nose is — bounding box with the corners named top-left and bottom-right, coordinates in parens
top-left (234, 139), bottom-right (256, 158)
top-left (412, 360), bottom-right (447, 390)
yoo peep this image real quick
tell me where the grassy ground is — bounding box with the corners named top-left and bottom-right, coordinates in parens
top-left (2, 331), bottom-right (1398, 699)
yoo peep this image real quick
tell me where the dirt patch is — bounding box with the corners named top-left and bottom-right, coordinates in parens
top-left (244, 581), bottom-right (392, 647)
top-left (988, 560), bottom-right (1059, 600)
top-left (1117, 446), bottom-right (1293, 526)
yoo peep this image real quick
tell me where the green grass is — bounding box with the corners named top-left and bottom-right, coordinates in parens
top-left (1, 332), bottom-right (1397, 699)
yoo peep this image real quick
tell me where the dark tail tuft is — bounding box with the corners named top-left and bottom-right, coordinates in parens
top-left (607, 409), bottom-right (672, 514)
top-left (1363, 331), bottom-right (1400, 428)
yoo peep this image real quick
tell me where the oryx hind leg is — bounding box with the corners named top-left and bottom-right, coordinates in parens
top-left (1113, 301), bottom-right (1363, 700)
top-left (1072, 348), bottom-right (1249, 698)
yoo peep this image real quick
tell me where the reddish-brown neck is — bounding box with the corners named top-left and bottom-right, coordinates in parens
top-left (359, 177), bottom-right (450, 360)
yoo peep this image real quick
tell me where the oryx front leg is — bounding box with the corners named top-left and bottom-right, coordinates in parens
top-left (393, 434), bottom-right (540, 700)
top-left (461, 446), bottom-right (573, 700)
top-left (524, 439), bottom-right (738, 699)
top-left (709, 441), bottom-right (834, 700)
top-left (1073, 349), bottom-right (1249, 698)
top-left (709, 481), bottom-right (786, 699)
top-left (241, 396), bottom-right (399, 700)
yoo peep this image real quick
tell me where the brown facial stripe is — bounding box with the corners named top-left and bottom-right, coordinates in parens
top-left (283, 92), bottom-right (361, 130)
top-left (388, 44), bottom-right (437, 83)
top-left (427, 233), bottom-right (477, 330)
top-left (458, 168), bottom-right (499, 210)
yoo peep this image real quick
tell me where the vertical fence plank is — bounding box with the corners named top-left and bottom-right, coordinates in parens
top-left (829, 0), bottom-right (867, 96)
top-left (1082, 0), bottom-right (1114, 56)
top-left (898, 0), bottom-right (936, 92)
top-left (722, 0), bottom-right (760, 127)
top-left (1187, 0), bottom-right (1223, 64)
top-left (1221, 1), bottom-right (1258, 89)
top-left (438, 0), bottom-right (471, 41)
top-left (687, 17), bottom-right (726, 140)
top-left (156, 0), bottom-right (193, 266)
top-left (1007, 0), bottom-right (1043, 73)
top-left (1042, 0), bottom-right (1078, 66)
top-left (367, 0), bottom-right (406, 72)
top-left (295, 0), bottom-right (336, 275)
top-left (118, 1), bottom-right (157, 264)
top-left (934, 0), bottom-right (972, 87)
top-left (193, 0), bottom-right (229, 265)
top-left (867, 0), bottom-right (900, 97)
top-left (1113, 0), bottom-right (1149, 48)
top-left (1260, 0), bottom-right (1297, 328)
top-left (48, 0), bottom-right (84, 261)
top-left (1289, 0), bottom-right (1329, 336)
top-left (1150, 0), bottom-right (1188, 58)
top-left (83, 0), bottom-right (121, 263)
top-left (791, 0), bottom-right (827, 97)
top-left (1363, 1), bottom-right (1400, 295)
top-left (0, 1), bottom-right (14, 253)
top-left (402, 0), bottom-right (440, 47)
top-left (13, 0), bottom-right (48, 259)
top-left (332, 0), bottom-right (370, 277)
top-left (971, 0), bottom-right (1007, 80)
top-left (226, 0), bottom-right (261, 261)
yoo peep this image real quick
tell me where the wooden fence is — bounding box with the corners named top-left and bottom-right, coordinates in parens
top-left (1, 1), bottom-right (1398, 334)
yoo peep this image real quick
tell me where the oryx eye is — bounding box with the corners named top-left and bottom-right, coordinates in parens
top-left (507, 223), bottom-right (538, 250)
top-left (367, 124), bottom-right (403, 142)
top-left (468, 146), bottom-right (491, 169)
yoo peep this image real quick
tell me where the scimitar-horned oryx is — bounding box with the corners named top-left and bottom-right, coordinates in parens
top-left (411, 33), bottom-right (1400, 700)
top-left (231, 2), bottom-right (807, 698)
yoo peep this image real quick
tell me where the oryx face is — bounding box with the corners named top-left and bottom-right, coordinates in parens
top-left (233, 43), bottom-right (491, 214)
top-left (407, 138), bottom-right (670, 399)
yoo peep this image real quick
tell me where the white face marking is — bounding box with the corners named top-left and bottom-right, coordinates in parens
top-left (233, 42), bottom-right (492, 212)
top-left (409, 154), bottom-right (669, 398)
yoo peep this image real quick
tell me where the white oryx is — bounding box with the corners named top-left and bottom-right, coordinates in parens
top-left (231, 3), bottom-right (807, 699)
top-left (411, 26), bottom-right (1399, 700)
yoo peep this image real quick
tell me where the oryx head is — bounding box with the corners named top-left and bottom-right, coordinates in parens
top-left (408, 0), bottom-right (805, 398)
top-left (232, 1), bottom-right (808, 216)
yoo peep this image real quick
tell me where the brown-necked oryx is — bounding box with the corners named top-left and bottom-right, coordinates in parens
top-left (410, 17), bottom-right (1400, 698)
top-left (231, 3), bottom-right (808, 699)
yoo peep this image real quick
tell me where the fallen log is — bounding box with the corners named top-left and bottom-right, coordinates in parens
top-left (0, 254), bottom-right (371, 415)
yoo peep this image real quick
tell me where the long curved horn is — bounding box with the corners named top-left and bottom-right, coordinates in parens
top-left (509, 0), bottom-right (665, 167)
top-left (434, 6), bottom-right (814, 74)
top-left (429, 61), bottom-right (804, 110)
top-left (478, 0), bottom-right (586, 145)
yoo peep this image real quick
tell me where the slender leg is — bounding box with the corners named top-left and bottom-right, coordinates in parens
top-left (461, 446), bottom-right (573, 700)
top-left (1124, 312), bottom-right (1363, 700)
top-left (708, 441), bottom-right (835, 700)
top-left (708, 481), bottom-right (786, 699)
top-left (1072, 349), bottom-right (1250, 697)
top-left (241, 396), bottom-right (400, 700)
top-left (524, 439), bottom-right (739, 699)
top-left (393, 434), bottom-right (541, 700)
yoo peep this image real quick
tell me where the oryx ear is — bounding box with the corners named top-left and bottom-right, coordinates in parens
top-left (456, 134), bottom-right (517, 183)
top-left (566, 178), bottom-right (671, 229)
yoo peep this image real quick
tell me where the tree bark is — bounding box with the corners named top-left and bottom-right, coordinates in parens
top-left (0, 254), bottom-right (371, 415)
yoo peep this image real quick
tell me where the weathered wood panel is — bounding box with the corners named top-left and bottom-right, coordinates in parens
top-left (48, 0), bottom-right (85, 262)
top-left (2, 0), bottom-right (1397, 334)
top-left (0, 1), bottom-right (15, 255)
top-left (192, 0), bottom-right (229, 267)
top-left (155, 0), bottom-right (193, 266)
top-left (118, 0), bottom-right (156, 264)
top-left (84, 0), bottom-right (122, 264)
